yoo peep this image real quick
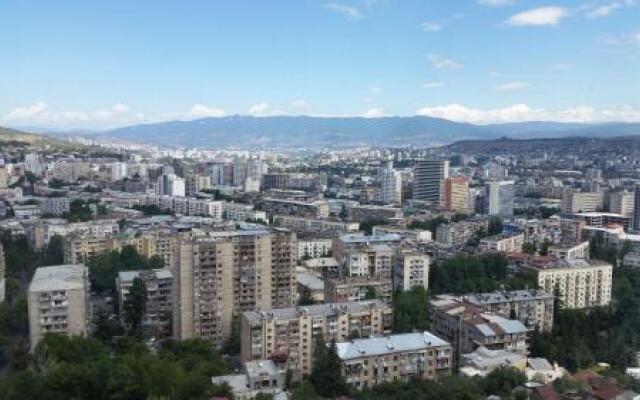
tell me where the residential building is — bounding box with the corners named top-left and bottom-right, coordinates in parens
top-left (394, 250), bottom-right (429, 292)
top-left (116, 269), bottom-right (173, 337)
top-left (377, 162), bottom-right (402, 205)
top-left (41, 197), bottom-right (70, 216)
top-left (173, 229), bottom-right (296, 346)
top-left (28, 264), bottom-right (90, 350)
top-left (548, 241), bottom-right (590, 260)
top-left (609, 191), bottom-right (634, 218)
top-left (336, 331), bottom-right (452, 390)
top-left (297, 239), bottom-right (332, 260)
top-left (479, 232), bottom-right (524, 253)
top-left (561, 191), bottom-right (604, 215)
top-left (0, 243), bottom-right (4, 302)
top-left (211, 359), bottom-right (285, 400)
top-left (241, 300), bottom-right (393, 379)
top-left (523, 258), bottom-right (613, 309)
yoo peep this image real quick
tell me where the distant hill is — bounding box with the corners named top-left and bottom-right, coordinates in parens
top-left (44, 116), bottom-right (640, 149)
top-left (447, 135), bottom-right (640, 153)
top-left (0, 126), bottom-right (60, 145)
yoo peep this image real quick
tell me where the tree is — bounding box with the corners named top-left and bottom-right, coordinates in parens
top-left (310, 335), bottom-right (349, 398)
top-left (539, 239), bottom-right (551, 256)
top-left (481, 366), bottom-right (527, 397)
top-left (522, 241), bottom-right (536, 255)
top-left (488, 217), bottom-right (503, 235)
top-left (123, 277), bottom-right (146, 333)
top-left (365, 286), bottom-right (378, 300)
top-left (393, 286), bottom-right (429, 333)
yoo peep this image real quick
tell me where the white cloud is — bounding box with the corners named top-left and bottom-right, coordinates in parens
top-left (422, 22), bottom-right (442, 32)
top-left (289, 99), bottom-right (309, 110)
top-left (585, 0), bottom-right (636, 18)
top-left (362, 107), bottom-right (387, 118)
top-left (507, 7), bottom-right (568, 27)
top-left (249, 102), bottom-right (271, 116)
top-left (490, 81), bottom-right (531, 91)
top-left (427, 54), bottom-right (463, 69)
top-left (422, 82), bottom-right (445, 89)
top-left (325, 3), bottom-right (363, 19)
top-left (478, 0), bottom-right (516, 6)
top-left (2, 102), bottom-right (145, 127)
top-left (187, 104), bottom-right (226, 118)
top-left (415, 103), bottom-right (640, 124)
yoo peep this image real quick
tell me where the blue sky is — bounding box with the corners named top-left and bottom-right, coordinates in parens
top-left (0, 0), bottom-right (639, 129)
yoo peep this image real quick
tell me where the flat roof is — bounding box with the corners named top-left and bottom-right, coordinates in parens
top-left (29, 264), bottom-right (87, 292)
top-left (336, 331), bottom-right (449, 360)
top-left (243, 299), bottom-right (390, 323)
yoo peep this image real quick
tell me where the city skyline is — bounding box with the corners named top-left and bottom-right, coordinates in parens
top-left (1, 0), bottom-right (639, 129)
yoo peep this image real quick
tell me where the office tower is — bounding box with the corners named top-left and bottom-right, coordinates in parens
top-left (485, 180), bottom-right (515, 217)
top-left (158, 173), bottom-right (186, 197)
top-left (443, 176), bottom-right (470, 213)
top-left (377, 162), bottom-right (402, 205)
top-left (413, 159), bottom-right (449, 205)
top-left (173, 229), bottom-right (296, 346)
top-left (28, 264), bottom-right (90, 350)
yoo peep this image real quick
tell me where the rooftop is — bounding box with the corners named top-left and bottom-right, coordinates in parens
top-left (29, 264), bottom-right (88, 292)
top-left (243, 299), bottom-right (390, 323)
top-left (336, 331), bottom-right (449, 360)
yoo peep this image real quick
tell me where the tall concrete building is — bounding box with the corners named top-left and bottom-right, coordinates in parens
top-left (0, 243), bottom-right (5, 303)
top-left (443, 176), bottom-right (470, 213)
top-left (377, 162), bottom-right (402, 205)
top-left (413, 159), bottom-right (449, 205)
top-left (28, 264), bottom-right (90, 350)
top-left (609, 191), bottom-right (634, 218)
top-left (633, 185), bottom-right (640, 231)
top-left (241, 300), bottom-right (393, 379)
top-left (561, 191), bottom-right (604, 215)
top-left (173, 229), bottom-right (296, 346)
top-left (485, 180), bottom-right (515, 217)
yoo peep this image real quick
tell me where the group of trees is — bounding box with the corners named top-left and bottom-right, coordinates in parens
top-left (530, 263), bottom-right (640, 372)
top-left (132, 204), bottom-right (173, 216)
top-left (393, 286), bottom-right (430, 333)
top-left (0, 335), bottom-right (229, 400)
top-left (62, 199), bottom-right (94, 222)
top-left (86, 245), bottom-right (164, 293)
top-left (430, 253), bottom-right (536, 295)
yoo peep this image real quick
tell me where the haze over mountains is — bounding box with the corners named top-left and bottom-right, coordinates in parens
top-left (22, 115), bottom-right (640, 149)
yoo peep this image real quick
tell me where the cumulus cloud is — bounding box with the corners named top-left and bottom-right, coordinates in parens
top-left (249, 102), bottom-right (271, 116)
top-left (186, 104), bottom-right (226, 118)
top-left (1, 102), bottom-right (145, 127)
top-left (427, 54), bottom-right (463, 69)
top-left (415, 103), bottom-right (640, 124)
top-left (362, 107), bottom-right (387, 118)
top-left (422, 22), bottom-right (442, 32)
top-left (507, 7), bottom-right (568, 26)
top-left (490, 81), bottom-right (531, 91)
top-left (422, 82), bottom-right (445, 89)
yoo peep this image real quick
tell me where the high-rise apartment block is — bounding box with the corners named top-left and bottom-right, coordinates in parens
top-left (173, 229), bottom-right (296, 346)
top-left (28, 264), bottom-right (90, 350)
top-left (443, 176), bottom-right (469, 213)
top-left (485, 180), bottom-right (515, 217)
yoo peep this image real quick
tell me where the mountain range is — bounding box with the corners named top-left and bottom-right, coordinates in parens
top-left (20, 115), bottom-right (640, 149)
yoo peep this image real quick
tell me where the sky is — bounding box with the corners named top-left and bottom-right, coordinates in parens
top-left (0, 0), bottom-right (639, 129)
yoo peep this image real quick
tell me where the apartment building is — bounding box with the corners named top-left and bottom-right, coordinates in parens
top-left (336, 331), bottom-right (452, 390)
top-left (325, 277), bottom-right (394, 304)
top-left (436, 219), bottom-right (488, 247)
top-left (116, 269), bottom-right (173, 337)
top-left (41, 196), bottom-right (70, 216)
top-left (561, 191), bottom-right (604, 215)
top-left (261, 198), bottom-right (329, 218)
top-left (0, 243), bottom-right (5, 302)
top-left (63, 234), bottom-right (112, 264)
top-left (523, 258), bottom-right (613, 309)
top-left (173, 229), bottom-right (296, 346)
top-left (272, 215), bottom-right (359, 237)
top-left (348, 204), bottom-right (403, 223)
top-left (241, 300), bottom-right (393, 379)
top-left (28, 264), bottom-right (90, 350)
top-left (394, 251), bottom-right (430, 292)
top-left (430, 296), bottom-right (529, 370)
top-left (297, 239), bottom-right (333, 260)
top-left (464, 289), bottom-right (555, 332)
top-left (548, 241), bottom-right (590, 260)
top-left (479, 232), bottom-right (524, 253)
